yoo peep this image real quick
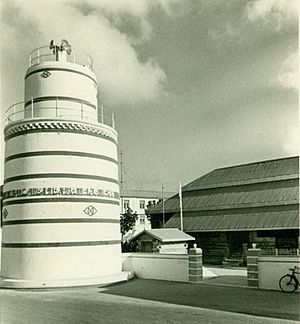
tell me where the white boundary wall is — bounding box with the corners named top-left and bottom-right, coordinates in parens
top-left (258, 256), bottom-right (300, 291)
top-left (122, 253), bottom-right (189, 282)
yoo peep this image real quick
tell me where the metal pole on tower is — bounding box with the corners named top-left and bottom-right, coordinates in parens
top-left (101, 105), bottom-right (104, 124)
top-left (31, 97), bottom-right (34, 118)
top-left (112, 113), bottom-right (115, 128)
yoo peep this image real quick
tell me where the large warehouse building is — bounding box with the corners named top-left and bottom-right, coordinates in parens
top-left (147, 156), bottom-right (299, 264)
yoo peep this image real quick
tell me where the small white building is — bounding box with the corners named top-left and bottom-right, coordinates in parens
top-left (128, 228), bottom-right (195, 254)
top-left (120, 190), bottom-right (175, 241)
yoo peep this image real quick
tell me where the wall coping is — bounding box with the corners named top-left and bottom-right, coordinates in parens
top-left (258, 256), bottom-right (300, 262)
top-left (122, 252), bottom-right (188, 260)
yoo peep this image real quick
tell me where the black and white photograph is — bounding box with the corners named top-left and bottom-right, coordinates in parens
top-left (0, 0), bottom-right (299, 323)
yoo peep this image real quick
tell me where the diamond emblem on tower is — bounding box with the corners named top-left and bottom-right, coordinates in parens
top-left (83, 205), bottom-right (98, 216)
top-left (41, 70), bottom-right (51, 78)
top-left (3, 208), bottom-right (8, 219)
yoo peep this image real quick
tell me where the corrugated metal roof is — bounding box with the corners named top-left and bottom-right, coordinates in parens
top-left (148, 157), bottom-right (299, 232)
top-left (185, 156), bottom-right (298, 191)
top-left (165, 210), bottom-right (299, 231)
top-left (129, 228), bottom-right (195, 242)
top-left (148, 157), bottom-right (299, 215)
top-left (149, 179), bottom-right (298, 214)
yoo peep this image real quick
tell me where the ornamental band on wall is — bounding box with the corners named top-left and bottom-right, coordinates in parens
top-left (3, 187), bottom-right (120, 199)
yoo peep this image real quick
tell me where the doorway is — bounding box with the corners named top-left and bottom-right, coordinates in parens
top-left (226, 231), bottom-right (249, 259)
top-left (141, 241), bottom-right (153, 252)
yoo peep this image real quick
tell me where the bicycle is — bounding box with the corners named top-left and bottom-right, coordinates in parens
top-left (279, 266), bottom-right (300, 293)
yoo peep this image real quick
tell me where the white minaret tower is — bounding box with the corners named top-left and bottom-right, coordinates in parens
top-left (1, 40), bottom-right (125, 288)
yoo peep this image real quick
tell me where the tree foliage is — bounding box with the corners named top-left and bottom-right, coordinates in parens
top-left (120, 207), bottom-right (138, 236)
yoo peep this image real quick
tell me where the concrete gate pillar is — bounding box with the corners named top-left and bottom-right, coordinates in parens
top-left (188, 244), bottom-right (203, 283)
top-left (247, 244), bottom-right (261, 288)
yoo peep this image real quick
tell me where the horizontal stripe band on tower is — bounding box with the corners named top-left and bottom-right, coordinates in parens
top-left (25, 67), bottom-right (97, 83)
top-left (24, 96), bottom-right (96, 110)
top-left (2, 218), bottom-right (120, 226)
top-left (4, 173), bottom-right (119, 184)
top-left (2, 240), bottom-right (120, 248)
top-left (5, 128), bottom-right (117, 144)
top-left (5, 151), bottom-right (118, 164)
top-left (2, 198), bottom-right (119, 206)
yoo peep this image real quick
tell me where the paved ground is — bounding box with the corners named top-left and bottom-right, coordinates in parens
top-left (204, 267), bottom-right (248, 287)
top-left (103, 278), bottom-right (299, 320)
top-left (0, 278), bottom-right (299, 324)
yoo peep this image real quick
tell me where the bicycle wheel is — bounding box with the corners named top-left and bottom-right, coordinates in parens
top-left (279, 275), bottom-right (297, 293)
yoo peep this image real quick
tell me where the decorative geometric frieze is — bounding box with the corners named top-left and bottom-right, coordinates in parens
top-left (4, 120), bottom-right (117, 143)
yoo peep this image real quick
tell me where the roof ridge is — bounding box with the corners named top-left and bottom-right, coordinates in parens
top-left (184, 173), bottom-right (299, 191)
top-left (150, 228), bottom-right (176, 230)
top-left (214, 155), bottom-right (298, 172)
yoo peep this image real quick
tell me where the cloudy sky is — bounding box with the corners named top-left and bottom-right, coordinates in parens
top-left (0, 0), bottom-right (298, 192)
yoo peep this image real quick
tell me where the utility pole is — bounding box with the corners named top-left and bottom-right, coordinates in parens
top-left (162, 184), bottom-right (165, 228)
top-left (179, 181), bottom-right (183, 231)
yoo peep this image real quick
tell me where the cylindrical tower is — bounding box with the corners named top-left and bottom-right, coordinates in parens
top-left (1, 40), bottom-right (123, 288)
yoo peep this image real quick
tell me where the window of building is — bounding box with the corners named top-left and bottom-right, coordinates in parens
top-left (124, 199), bottom-right (129, 210)
top-left (146, 200), bottom-right (157, 208)
top-left (139, 200), bottom-right (145, 209)
top-left (256, 230), bottom-right (275, 238)
top-left (140, 215), bottom-right (145, 224)
top-left (200, 232), bottom-right (221, 238)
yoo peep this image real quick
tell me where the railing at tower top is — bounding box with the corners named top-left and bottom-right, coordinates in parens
top-left (5, 99), bottom-right (115, 129)
top-left (29, 46), bottom-right (94, 70)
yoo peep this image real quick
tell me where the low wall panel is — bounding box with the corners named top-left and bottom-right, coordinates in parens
top-left (258, 256), bottom-right (300, 291)
top-left (122, 253), bottom-right (189, 282)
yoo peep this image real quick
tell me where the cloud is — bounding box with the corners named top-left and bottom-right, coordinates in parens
top-left (1, 0), bottom-right (186, 107)
top-left (207, 22), bottom-right (245, 42)
top-left (207, 0), bottom-right (297, 43)
top-left (283, 125), bottom-right (300, 155)
top-left (278, 53), bottom-right (298, 90)
top-left (245, 0), bottom-right (298, 29)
